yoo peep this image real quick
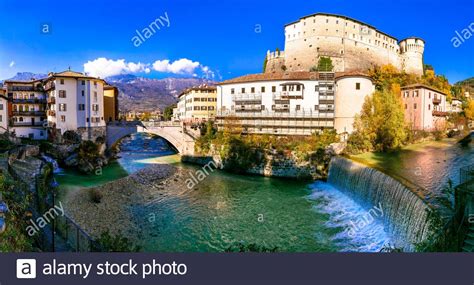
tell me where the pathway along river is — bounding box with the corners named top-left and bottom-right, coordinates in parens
top-left (55, 133), bottom-right (473, 252)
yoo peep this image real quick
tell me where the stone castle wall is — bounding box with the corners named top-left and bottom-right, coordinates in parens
top-left (266, 14), bottom-right (424, 75)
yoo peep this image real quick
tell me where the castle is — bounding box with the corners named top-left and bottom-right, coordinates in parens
top-left (265, 13), bottom-right (425, 75)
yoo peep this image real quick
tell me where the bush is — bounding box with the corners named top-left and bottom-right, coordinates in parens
top-left (88, 188), bottom-right (103, 203)
top-left (95, 230), bottom-right (141, 252)
top-left (63, 130), bottom-right (81, 144)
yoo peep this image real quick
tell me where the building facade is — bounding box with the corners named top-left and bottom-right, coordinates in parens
top-left (265, 13), bottom-right (424, 76)
top-left (103, 85), bottom-right (119, 122)
top-left (216, 71), bottom-right (374, 137)
top-left (177, 85), bottom-right (217, 123)
top-left (401, 84), bottom-right (447, 131)
top-left (1, 70), bottom-right (114, 140)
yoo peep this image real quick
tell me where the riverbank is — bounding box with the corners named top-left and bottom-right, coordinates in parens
top-left (62, 163), bottom-right (180, 243)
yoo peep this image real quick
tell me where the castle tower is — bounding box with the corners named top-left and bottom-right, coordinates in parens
top-left (399, 37), bottom-right (425, 76)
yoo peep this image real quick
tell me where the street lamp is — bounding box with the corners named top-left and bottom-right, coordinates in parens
top-left (0, 200), bottom-right (9, 234)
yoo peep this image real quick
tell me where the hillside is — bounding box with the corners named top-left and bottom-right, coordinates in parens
top-left (455, 77), bottom-right (474, 93)
top-left (105, 74), bottom-right (215, 112)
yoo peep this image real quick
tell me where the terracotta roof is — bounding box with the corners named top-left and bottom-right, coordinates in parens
top-left (178, 85), bottom-right (217, 98)
top-left (401, 84), bottom-right (447, 95)
top-left (49, 70), bottom-right (106, 81)
top-left (218, 71), bottom-right (371, 85)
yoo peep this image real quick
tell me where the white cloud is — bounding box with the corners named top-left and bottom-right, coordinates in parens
top-left (9, 61), bottom-right (15, 68)
top-left (152, 58), bottom-right (200, 74)
top-left (83, 58), bottom-right (149, 78)
top-left (84, 57), bottom-right (213, 78)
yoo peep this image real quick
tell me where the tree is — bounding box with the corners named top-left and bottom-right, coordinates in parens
top-left (348, 87), bottom-right (407, 152)
top-left (316, 57), bottom-right (334, 72)
top-left (263, 56), bottom-right (267, 73)
top-left (163, 104), bottom-right (176, 121)
top-left (465, 99), bottom-right (474, 121)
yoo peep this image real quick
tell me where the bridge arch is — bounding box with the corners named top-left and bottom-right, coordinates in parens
top-left (106, 122), bottom-right (195, 155)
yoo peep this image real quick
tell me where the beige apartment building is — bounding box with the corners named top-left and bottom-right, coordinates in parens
top-left (401, 84), bottom-right (447, 131)
top-left (177, 85), bottom-right (217, 123)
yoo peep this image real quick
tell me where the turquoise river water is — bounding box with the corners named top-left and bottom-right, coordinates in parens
top-left (55, 133), bottom-right (473, 252)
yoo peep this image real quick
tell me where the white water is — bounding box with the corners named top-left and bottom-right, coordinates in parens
top-left (308, 181), bottom-right (393, 252)
top-left (326, 157), bottom-right (434, 251)
top-left (41, 155), bottom-right (63, 174)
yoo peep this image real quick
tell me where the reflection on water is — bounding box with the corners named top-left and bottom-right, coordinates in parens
top-left (353, 133), bottom-right (474, 206)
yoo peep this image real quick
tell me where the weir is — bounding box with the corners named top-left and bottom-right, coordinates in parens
top-left (328, 157), bottom-right (434, 251)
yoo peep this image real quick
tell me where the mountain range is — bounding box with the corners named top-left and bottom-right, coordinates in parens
top-left (1, 72), bottom-right (215, 112)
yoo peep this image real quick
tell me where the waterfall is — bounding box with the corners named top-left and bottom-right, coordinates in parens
top-left (328, 157), bottom-right (434, 251)
top-left (41, 155), bottom-right (62, 174)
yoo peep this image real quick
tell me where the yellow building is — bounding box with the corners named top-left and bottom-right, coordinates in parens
top-left (177, 85), bottom-right (217, 122)
top-left (103, 84), bottom-right (119, 122)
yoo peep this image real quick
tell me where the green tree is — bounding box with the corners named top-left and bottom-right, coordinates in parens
top-left (316, 57), bottom-right (334, 72)
top-left (163, 104), bottom-right (176, 121)
top-left (263, 56), bottom-right (268, 73)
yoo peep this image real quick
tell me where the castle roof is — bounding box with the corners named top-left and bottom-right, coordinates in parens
top-left (218, 71), bottom-right (372, 85)
top-left (285, 12), bottom-right (398, 42)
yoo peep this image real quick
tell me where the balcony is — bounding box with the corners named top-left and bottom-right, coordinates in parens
top-left (233, 93), bottom-right (262, 104)
top-left (44, 82), bottom-right (55, 91)
top-left (235, 106), bottom-right (263, 112)
top-left (47, 97), bottom-right (56, 104)
top-left (9, 121), bottom-right (46, 127)
top-left (433, 97), bottom-right (441, 104)
top-left (12, 98), bottom-right (47, 104)
top-left (47, 110), bottom-right (56, 117)
top-left (273, 92), bottom-right (303, 100)
top-left (433, 110), bottom-right (448, 117)
top-left (12, 110), bottom-right (46, 116)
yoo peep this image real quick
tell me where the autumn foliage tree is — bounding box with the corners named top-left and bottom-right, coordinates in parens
top-left (347, 85), bottom-right (407, 153)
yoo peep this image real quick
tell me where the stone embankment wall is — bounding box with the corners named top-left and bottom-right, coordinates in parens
top-left (182, 142), bottom-right (345, 180)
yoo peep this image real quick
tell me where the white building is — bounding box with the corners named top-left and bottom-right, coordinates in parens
top-left (216, 71), bottom-right (374, 138)
top-left (1, 70), bottom-right (108, 140)
top-left (447, 99), bottom-right (463, 113)
top-left (44, 70), bottom-right (106, 140)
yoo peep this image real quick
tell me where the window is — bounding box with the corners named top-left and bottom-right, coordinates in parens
top-left (296, 85), bottom-right (301, 91)
top-left (59, 103), bottom-right (67, 111)
top-left (296, 105), bottom-right (301, 111)
top-left (59, 90), bottom-right (66, 98)
top-left (81, 80), bottom-right (85, 85)
top-left (405, 104), bottom-right (407, 109)
top-left (208, 106), bottom-right (215, 111)
top-left (82, 90), bottom-right (85, 96)
top-left (241, 88), bottom-right (245, 93)
top-left (251, 87), bottom-right (255, 93)
top-left (194, 98), bottom-right (200, 102)
top-left (0, 115), bottom-right (2, 122)
top-left (272, 86), bottom-right (276, 92)
top-left (429, 92), bottom-right (431, 99)
top-left (78, 104), bottom-right (85, 111)
top-left (261, 86), bottom-right (265, 93)
top-left (93, 91), bottom-right (98, 101)
top-left (231, 88), bottom-right (235, 95)
top-left (94, 81), bottom-right (97, 87)
top-left (60, 79), bottom-right (64, 84)
top-left (414, 103), bottom-right (417, 109)
top-left (428, 104), bottom-right (431, 110)
top-left (92, 104), bottom-right (99, 111)
top-left (355, 83), bottom-right (361, 90)
top-left (0, 104), bottom-right (3, 110)
top-left (201, 106), bottom-right (207, 111)
top-left (282, 85), bottom-right (287, 91)
top-left (60, 115), bottom-right (66, 122)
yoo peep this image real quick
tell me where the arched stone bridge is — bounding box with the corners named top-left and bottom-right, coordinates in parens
top-left (106, 121), bottom-right (197, 155)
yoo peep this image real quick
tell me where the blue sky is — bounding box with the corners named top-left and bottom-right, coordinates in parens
top-left (0, 0), bottom-right (473, 83)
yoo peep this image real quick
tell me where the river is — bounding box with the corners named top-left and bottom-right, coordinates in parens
top-left (55, 132), bottom-right (473, 252)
